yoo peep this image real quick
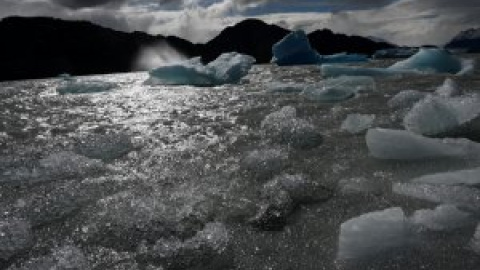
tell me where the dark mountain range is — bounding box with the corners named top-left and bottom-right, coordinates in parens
top-left (0, 16), bottom-right (395, 82)
top-left (445, 28), bottom-right (480, 53)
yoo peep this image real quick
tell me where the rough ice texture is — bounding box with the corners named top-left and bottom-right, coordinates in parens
top-left (412, 167), bottom-right (480, 186)
top-left (272, 30), bottom-right (321, 66)
top-left (138, 222), bottom-right (232, 270)
top-left (387, 90), bottom-right (427, 109)
top-left (1, 151), bottom-right (105, 184)
top-left (302, 76), bottom-right (375, 102)
top-left (260, 106), bottom-right (323, 149)
top-left (435, 78), bottom-right (462, 97)
top-left (147, 52), bottom-right (255, 86)
top-left (338, 177), bottom-right (382, 195)
top-left (8, 245), bottom-right (90, 270)
top-left (403, 95), bottom-right (480, 137)
top-left (322, 49), bottom-right (471, 77)
top-left (57, 78), bottom-right (117, 95)
top-left (263, 174), bottom-right (331, 204)
top-left (341, 114), bottom-right (375, 134)
top-left (389, 48), bottom-right (463, 74)
top-left (241, 148), bottom-right (289, 180)
top-left (410, 204), bottom-right (474, 231)
top-left (471, 223), bottom-right (480, 254)
top-left (337, 207), bottom-right (412, 260)
top-left (366, 128), bottom-right (480, 160)
top-left (393, 183), bottom-right (480, 211)
top-left (0, 219), bottom-right (32, 261)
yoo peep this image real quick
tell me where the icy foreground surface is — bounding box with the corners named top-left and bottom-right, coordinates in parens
top-left (366, 128), bottom-right (480, 160)
top-left (337, 207), bottom-right (412, 260)
top-left (147, 52), bottom-right (255, 86)
top-left (302, 76), bottom-right (375, 102)
top-left (322, 48), bottom-right (472, 77)
top-left (410, 204), bottom-right (474, 231)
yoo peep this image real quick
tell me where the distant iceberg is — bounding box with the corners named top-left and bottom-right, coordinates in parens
top-left (272, 30), bottom-right (368, 66)
top-left (57, 78), bottom-right (117, 95)
top-left (146, 52), bottom-right (255, 86)
top-left (373, 47), bottom-right (419, 59)
top-left (322, 48), bottom-right (472, 77)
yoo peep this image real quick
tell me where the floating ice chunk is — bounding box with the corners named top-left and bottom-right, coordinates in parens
top-left (241, 148), bottom-right (288, 180)
top-left (0, 219), bottom-right (32, 261)
top-left (403, 95), bottom-right (480, 138)
top-left (272, 30), bottom-right (321, 66)
top-left (8, 245), bottom-right (90, 270)
top-left (266, 82), bottom-right (305, 94)
top-left (373, 48), bottom-right (418, 59)
top-left (387, 90), bottom-right (427, 109)
top-left (337, 207), bottom-right (412, 260)
top-left (302, 76), bottom-right (375, 102)
top-left (323, 49), bottom-right (467, 78)
top-left (412, 167), bottom-right (480, 186)
top-left (322, 53), bottom-right (368, 64)
top-left (260, 106), bottom-right (323, 148)
top-left (57, 78), bottom-right (117, 95)
top-left (393, 183), bottom-right (480, 211)
top-left (410, 204), bottom-right (474, 231)
top-left (389, 48), bottom-right (463, 74)
top-left (147, 53), bottom-right (255, 86)
top-left (458, 58), bottom-right (476, 76)
top-left (263, 174), bottom-right (331, 204)
top-left (470, 224), bottom-right (480, 254)
top-left (366, 128), bottom-right (480, 160)
top-left (338, 177), bottom-right (382, 195)
top-left (341, 114), bottom-right (375, 134)
top-left (435, 78), bottom-right (462, 97)
top-left (74, 133), bottom-right (134, 161)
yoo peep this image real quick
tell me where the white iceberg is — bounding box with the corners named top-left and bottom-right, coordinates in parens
top-left (147, 52), bottom-right (255, 86)
top-left (393, 183), bottom-right (480, 211)
top-left (0, 219), bottom-right (32, 261)
top-left (412, 167), bottom-right (480, 186)
top-left (341, 114), bottom-right (375, 134)
top-left (57, 78), bottom-right (117, 95)
top-left (387, 90), bottom-right (427, 109)
top-left (337, 207), bottom-right (412, 260)
top-left (366, 128), bottom-right (480, 160)
top-left (403, 95), bottom-right (480, 138)
top-left (410, 204), bottom-right (474, 231)
top-left (272, 30), bottom-right (321, 66)
top-left (302, 76), bottom-right (375, 102)
top-left (260, 106), bottom-right (322, 148)
top-left (322, 48), bottom-right (471, 77)
top-left (435, 78), bottom-right (462, 97)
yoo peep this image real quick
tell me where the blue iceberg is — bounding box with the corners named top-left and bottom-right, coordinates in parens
top-left (147, 52), bottom-right (256, 86)
top-left (272, 30), bottom-right (368, 66)
top-left (322, 48), bottom-right (470, 77)
top-left (373, 47), bottom-right (418, 59)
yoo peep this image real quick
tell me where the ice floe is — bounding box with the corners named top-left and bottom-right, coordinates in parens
top-left (366, 128), bottom-right (480, 160)
top-left (341, 114), bottom-right (375, 134)
top-left (57, 78), bottom-right (117, 95)
top-left (337, 207), bottom-right (412, 260)
top-left (302, 76), bottom-right (375, 102)
top-left (147, 52), bottom-right (255, 86)
top-left (412, 167), bottom-right (480, 186)
top-left (410, 204), bottom-right (474, 231)
top-left (260, 106), bottom-right (323, 148)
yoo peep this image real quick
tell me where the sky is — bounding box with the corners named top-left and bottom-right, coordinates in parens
top-left (0, 0), bottom-right (479, 46)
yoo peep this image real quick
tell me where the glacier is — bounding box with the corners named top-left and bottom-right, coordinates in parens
top-left (147, 52), bottom-right (256, 86)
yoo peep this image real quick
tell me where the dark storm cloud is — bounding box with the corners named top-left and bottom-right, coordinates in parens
top-left (50, 0), bottom-right (128, 9)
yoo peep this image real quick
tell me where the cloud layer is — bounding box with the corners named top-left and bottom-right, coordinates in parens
top-left (0, 0), bottom-right (479, 45)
